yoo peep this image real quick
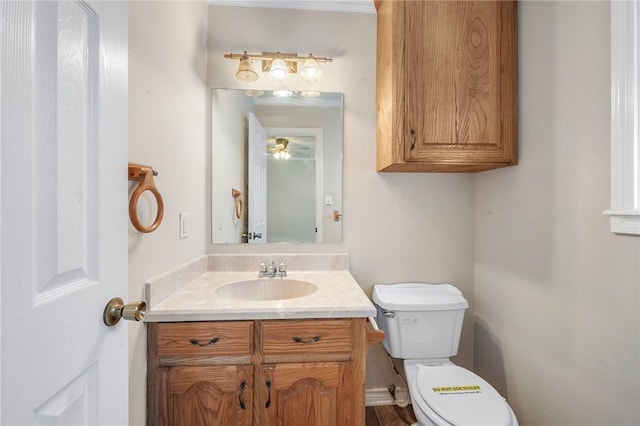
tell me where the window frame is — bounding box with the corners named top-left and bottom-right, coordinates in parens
top-left (605, 0), bottom-right (640, 235)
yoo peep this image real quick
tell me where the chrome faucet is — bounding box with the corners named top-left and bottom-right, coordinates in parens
top-left (259, 260), bottom-right (287, 278)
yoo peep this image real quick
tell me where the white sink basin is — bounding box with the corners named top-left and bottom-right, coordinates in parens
top-left (215, 279), bottom-right (319, 301)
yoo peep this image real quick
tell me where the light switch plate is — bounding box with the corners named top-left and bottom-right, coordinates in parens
top-left (179, 212), bottom-right (189, 239)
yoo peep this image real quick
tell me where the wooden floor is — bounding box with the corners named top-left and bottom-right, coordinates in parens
top-left (366, 405), bottom-right (417, 426)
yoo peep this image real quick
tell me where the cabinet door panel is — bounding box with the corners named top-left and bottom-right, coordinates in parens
top-left (260, 362), bottom-right (355, 426)
top-left (405, 1), bottom-right (501, 151)
top-left (169, 365), bottom-right (252, 426)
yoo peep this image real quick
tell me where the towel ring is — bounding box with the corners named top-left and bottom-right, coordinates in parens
top-left (232, 188), bottom-right (243, 219)
top-left (128, 163), bottom-right (164, 233)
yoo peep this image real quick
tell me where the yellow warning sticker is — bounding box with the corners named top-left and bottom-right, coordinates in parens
top-left (432, 385), bottom-right (481, 393)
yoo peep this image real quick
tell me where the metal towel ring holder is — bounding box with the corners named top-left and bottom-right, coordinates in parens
top-left (128, 162), bottom-right (164, 233)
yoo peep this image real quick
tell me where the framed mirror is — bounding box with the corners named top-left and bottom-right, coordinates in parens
top-left (211, 88), bottom-right (343, 244)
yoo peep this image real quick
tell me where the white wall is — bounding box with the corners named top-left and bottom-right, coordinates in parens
top-left (206, 5), bottom-right (476, 391)
top-left (474, 2), bottom-right (640, 424)
top-left (211, 89), bottom-right (252, 243)
top-left (128, 1), bottom-right (208, 424)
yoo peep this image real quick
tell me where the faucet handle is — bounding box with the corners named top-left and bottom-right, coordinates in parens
top-left (259, 262), bottom-right (267, 273)
top-left (278, 262), bottom-right (286, 273)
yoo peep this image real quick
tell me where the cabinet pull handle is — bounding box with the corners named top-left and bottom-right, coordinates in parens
top-left (410, 129), bottom-right (417, 151)
top-left (189, 337), bottom-right (219, 346)
top-left (238, 380), bottom-right (246, 410)
top-left (265, 379), bottom-right (272, 408)
top-left (292, 335), bottom-right (321, 344)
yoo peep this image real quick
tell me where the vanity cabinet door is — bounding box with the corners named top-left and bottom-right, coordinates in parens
top-left (258, 362), bottom-right (355, 426)
top-left (376, 0), bottom-right (518, 172)
top-left (165, 365), bottom-right (252, 426)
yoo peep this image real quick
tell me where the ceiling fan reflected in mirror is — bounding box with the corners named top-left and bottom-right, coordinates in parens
top-left (272, 138), bottom-right (291, 160)
top-left (268, 136), bottom-right (315, 160)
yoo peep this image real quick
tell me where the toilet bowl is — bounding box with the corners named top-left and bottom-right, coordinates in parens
top-left (373, 283), bottom-right (518, 426)
top-left (405, 360), bottom-right (518, 426)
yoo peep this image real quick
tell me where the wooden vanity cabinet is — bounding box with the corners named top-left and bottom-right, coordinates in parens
top-left (147, 318), bottom-right (367, 426)
top-left (376, 0), bottom-right (518, 172)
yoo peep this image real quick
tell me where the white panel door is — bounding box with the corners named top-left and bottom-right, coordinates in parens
top-left (248, 113), bottom-right (267, 243)
top-left (1, 1), bottom-right (128, 424)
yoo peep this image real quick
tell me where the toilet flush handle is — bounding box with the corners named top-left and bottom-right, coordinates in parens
top-left (383, 311), bottom-right (395, 318)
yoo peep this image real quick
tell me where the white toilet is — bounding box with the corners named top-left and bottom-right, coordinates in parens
top-left (373, 283), bottom-right (518, 426)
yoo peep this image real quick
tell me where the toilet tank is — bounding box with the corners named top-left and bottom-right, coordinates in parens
top-left (373, 283), bottom-right (469, 359)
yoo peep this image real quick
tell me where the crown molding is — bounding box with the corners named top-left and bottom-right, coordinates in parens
top-left (208, 0), bottom-right (376, 14)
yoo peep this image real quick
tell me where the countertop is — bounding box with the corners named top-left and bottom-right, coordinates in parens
top-left (144, 268), bottom-right (376, 322)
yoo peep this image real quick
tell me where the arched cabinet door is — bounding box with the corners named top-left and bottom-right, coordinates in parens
top-left (168, 365), bottom-right (253, 426)
top-left (259, 362), bottom-right (355, 426)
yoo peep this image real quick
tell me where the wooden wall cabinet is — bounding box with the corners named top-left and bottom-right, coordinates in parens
top-left (376, 0), bottom-right (518, 173)
top-left (147, 318), bottom-right (367, 426)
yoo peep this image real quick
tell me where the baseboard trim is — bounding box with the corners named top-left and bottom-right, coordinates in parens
top-left (365, 386), bottom-right (410, 407)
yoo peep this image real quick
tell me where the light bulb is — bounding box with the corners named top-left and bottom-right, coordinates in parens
top-left (273, 90), bottom-right (293, 98)
top-left (301, 54), bottom-right (323, 82)
top-left (235, 52), bottom-right (258, 82)
top-left (244, 90), bottom-right (264, 97)
top-left (268, 54), bottom-right (288, 82)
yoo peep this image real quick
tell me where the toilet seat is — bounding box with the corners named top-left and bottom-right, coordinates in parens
top-left (410, 364), bottom-right (515, 426)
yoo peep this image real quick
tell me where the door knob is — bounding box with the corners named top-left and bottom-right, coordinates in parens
top-left (103, 297), bottom-right (146, 326)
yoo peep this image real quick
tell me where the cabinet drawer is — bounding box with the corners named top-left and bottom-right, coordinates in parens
top-left (261, 319), bottom-right (352, 355)
top-left (155, 321), bottom-right (252, 357)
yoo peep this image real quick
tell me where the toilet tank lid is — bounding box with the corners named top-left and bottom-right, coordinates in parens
top-left (373, 283), bottom-right (469, 311)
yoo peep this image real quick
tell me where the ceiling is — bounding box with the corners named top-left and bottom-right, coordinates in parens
top-left (207, 0), bottom-right (376, 14)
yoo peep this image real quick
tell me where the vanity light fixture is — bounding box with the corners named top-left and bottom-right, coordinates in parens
top-left (224, 51), bottom-right (333, 83)
top-left (244, 89), bottom-right (264, 97)
top-left (300, 91), bottom-right (321, 97)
